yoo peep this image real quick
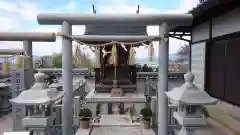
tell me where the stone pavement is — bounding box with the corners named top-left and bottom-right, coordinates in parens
top-left (0, 113), bottom-right (12, 135)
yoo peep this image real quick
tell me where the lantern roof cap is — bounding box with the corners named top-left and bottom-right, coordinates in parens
top-left (10, 72), bottom-right (63, 105)
top-left (165, 72), bottom-right (218, 105)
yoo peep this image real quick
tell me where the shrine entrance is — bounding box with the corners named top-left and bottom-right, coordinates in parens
top-left (37, 13), bottom-right (192, 135)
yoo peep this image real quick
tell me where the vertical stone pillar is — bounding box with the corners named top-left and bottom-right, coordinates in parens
top-left (23, 40), bottom-right (33, 68)
top-left (11, 68), bottom-right (26, 131)
top-left (157, 22), bottom-right (169, 135)
top-left (90, 103), bottom-right (97, 117)
top-left (23, 40), bottom-right (34, 88)
top-left (61, 21), bottom-right (73, 135)
top-left (101, 103), bottom-right (109, 114)
top-left (73, 96), bottom-right (80, 125)
top-left (151, 96), bottom-right (157, 128)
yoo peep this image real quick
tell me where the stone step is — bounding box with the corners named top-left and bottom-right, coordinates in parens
top-left (206, 106), bottom-right (240, 134)
top-left (207, 118), bottom-right (240, 135)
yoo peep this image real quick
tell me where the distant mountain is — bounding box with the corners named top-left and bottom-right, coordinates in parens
top-left (169, 53), bottom-right (179, 61)
top-left (33, 55), bottom-right (41, 61)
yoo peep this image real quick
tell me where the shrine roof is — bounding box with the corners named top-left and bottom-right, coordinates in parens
top-left (84, 24), bottom-right (148, 36)
top-left (82, 24), bottom-right (150, 45)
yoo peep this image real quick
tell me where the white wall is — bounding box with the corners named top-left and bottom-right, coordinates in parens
top-left (191, 7), bottom-right (240, 89)
top-left (191, 41), bottom-right (206, 90)
top-left (192, 7), bottom-right (240, 42)
top-left (192, 21), bottom-right (210, 42)
top-left (190, 7), bottom-right (240, 133)
top-left (212, 7), bottom-right (240, 38)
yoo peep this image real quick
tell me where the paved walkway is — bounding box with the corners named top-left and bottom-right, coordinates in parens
top-left (0, 113), bottom-right (12, 135)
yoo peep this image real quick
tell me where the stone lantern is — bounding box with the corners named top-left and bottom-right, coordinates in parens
top-left (165, 72), bottom-right (218, 135)
top-left (10, 72), bottom-right (64, 133)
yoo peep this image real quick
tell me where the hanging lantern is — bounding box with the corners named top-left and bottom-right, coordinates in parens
top-left (148, 42), bottom-right (154, 62)
top-left (2, 56), bottom-right (10, 75)
top-left (94, 47), bottom-right (100, 68)
top-left (128, 45), bottom-right (135, 65)
top-left (110, 43), bottom-right (117, 66)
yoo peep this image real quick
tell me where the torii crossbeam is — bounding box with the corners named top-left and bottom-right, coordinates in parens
top-left (0, 49), bottom-right (24, 55)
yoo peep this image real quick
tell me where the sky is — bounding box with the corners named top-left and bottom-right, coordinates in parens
top-left (0, 0), bottom-right (199, 59)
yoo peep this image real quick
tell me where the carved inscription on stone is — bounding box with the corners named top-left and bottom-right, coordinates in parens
top-left (11, 69), bottom-right (26, 130)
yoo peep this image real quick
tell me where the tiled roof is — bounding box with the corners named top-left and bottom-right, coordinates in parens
top-left (189, 0), bottom-right (238, 17)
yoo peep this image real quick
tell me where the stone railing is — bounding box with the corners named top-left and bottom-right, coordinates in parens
top-left (36, 68), bottom-right (89, 75)
top-left (36, 68), bottom-right (185, 80)
top-left (145, 79), bottom-right (180, 133)
top-left (46, 125), bottom-right (79, 135)
top-left (27, 97), bottom-right (83, 135)
top-left (24, 125), bottom-right (79, 135)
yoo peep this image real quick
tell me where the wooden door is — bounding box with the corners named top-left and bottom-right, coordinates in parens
top-left (225, 37), bottom-right (240, 105)
top-left (206, 40), bottom-right (226, 99)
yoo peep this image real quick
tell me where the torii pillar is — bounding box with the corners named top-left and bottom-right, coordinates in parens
top-left (23, 40), bottom-right (32, 68)
top-left (158, 22), bottom-right (169, 135)
top-left (37, 13), bottom-right (192, 135)
top-left (0, 32), bottom-right (56, 88)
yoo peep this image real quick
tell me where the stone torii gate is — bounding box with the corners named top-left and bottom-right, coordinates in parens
top-left (37, 13), bottom-right (192, 135)
top-left (0, 32), bottom-right (56, 88)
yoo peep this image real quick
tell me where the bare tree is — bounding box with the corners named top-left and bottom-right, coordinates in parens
top-left (175, 44), bottom-right (190, 63)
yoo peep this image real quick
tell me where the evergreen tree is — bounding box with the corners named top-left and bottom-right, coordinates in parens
top-left (54, 54), bottom-right (62, 68)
